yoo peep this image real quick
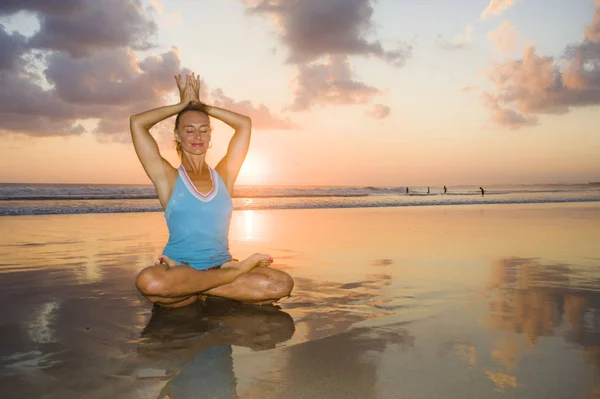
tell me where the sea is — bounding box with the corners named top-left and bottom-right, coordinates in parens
top-left (1, 182), bottom-right (600, 216)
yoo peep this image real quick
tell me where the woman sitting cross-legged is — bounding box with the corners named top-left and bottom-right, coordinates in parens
top-left (131, 73), bottom-right (294, 308)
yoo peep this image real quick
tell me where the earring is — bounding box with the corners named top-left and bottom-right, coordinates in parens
top-left (209, 142), bottom-right (212, 148)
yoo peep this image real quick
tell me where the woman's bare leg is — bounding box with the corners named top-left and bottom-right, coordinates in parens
top-left (143, 294), bottom-right (199, 308)
top-left (135, 253), bottom-right (273, 307)
top-left (204, 267), bottom-right (294, 304)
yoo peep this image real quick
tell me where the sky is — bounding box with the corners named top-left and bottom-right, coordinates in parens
top-left (0, 0), bottom-right (599, 186)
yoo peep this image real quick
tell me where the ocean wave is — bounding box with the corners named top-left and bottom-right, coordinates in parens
top-left (2, 183), bottom-right (598, 202)
top-left (6, 189), bottom-right (593, 201)
top-left (0, 195), bottom-right (159, 201)
top-left (2, 183), bottom-right (599, 216)
top-left (1, 196), bottom-right (599, 216)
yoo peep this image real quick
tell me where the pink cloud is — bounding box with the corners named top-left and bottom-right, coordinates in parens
top-left (487, 20), bottom-right (520, 54)
top-left (366, 104), bottom-right (391, 119)
top-left (211, 89), bottom-right (295, 130)
top-left (288, 56), bottom-right (381, 111)
top-left (478, 5), bottom-right (600, 129)
top-left (584, 5), bottom-right (600, 42)
top-left (481, 0), bottom-right (516, 19)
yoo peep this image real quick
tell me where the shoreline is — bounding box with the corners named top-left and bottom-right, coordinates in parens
top-left (2, 197), bottom-right (600, 218)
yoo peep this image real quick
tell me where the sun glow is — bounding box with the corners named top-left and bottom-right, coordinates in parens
top-left (238, 157), bottom-right (265, 185)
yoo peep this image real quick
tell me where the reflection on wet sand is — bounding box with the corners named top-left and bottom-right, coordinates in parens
top-left (136, 300), bottom-right (295, 398)
top-left (485, 257), bottom-right (600, 395)
top-left (137, 269), bottom-right (397, 398)
top-left (2, 204), bottom-right (599, 398)
top-left (234, 323), bottom-right (416, 399)
top-left (224, 267), bottom-right (410, 399)
top-left (285, 273), bottom-right (394, 342)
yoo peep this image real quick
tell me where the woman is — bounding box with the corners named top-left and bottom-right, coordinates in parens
top-left (131, 73), bottom-right (294, 308)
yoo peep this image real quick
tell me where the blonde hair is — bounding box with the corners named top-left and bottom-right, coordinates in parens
top-left (174, 139), bottom-right (183, 160)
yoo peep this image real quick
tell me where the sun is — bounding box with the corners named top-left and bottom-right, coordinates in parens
top-left (238, 157), bottom-right (265, 185)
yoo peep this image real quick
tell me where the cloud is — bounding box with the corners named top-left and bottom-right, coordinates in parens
top-left (475, 3), bottom-right (600, 129)
top-left (584, 4), bottom-right (600, 42)
top-left (1, 45), bottom-right (292, 137)
top-left (26, 0), bottom-right (158, 57)
top-left (245, 0), bottom-right (411, 66)
top-left (45, 48), bottom-right (178, 106)
top-left (366, 104), bottom-right (391, 119)
top-left (0, 24), bottom-right (28, 70)
top-left (487, 20), bottom-right (519, 54)
top-left (481, 45), bottom-right (600, 128)
top-left (211, 88), bottom-right (295, 130)
top-left (439, 25), bottom-right (473, 50)
top-left (0, 60), bottom-right (87, 137)
top-left (0, 68), bottom-right (79, 121)
top-left (288, 56), bottom-right (381, 111)
top-left (0, 47), bottom-right (181, 137)
top-left (0, 117), bottom-right (85, 137)
top-left (484, 46), bottom-right (598, 120)
top-left (0, 1), bottom-right (157, 58)
top-left (0, 0), bottom-right (86, 16)
top-left (243, 0), bottom-right (409, 113)
top-left (0, 1), bottom-right (290, 138)
top-left (149, 0), bottom-right (164, 14)
top-left (149, 0), bottom-right (181, 29)
top-left (481, 92), bottom-right (537, 129)
top-left (481, 0), bottom-right (516, 19)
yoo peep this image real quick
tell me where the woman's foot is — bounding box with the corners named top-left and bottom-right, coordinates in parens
top-left (156, 255), bottom-right (178, 267)
top-left (221, 253), bottom-right (273, 275)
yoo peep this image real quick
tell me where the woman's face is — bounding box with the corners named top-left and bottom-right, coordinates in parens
top-left (176, 111), bottom-right (211, 155)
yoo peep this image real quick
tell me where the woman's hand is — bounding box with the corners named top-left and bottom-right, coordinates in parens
top-left (190, 73), bottom-right (201, 100)
top-left (175, 73), bottom-right (200, 104)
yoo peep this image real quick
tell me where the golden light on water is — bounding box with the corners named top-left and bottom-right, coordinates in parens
top-left (231, 210), bottom-right (260, 244)
top-left (244, 210), bottom-right (254, 238)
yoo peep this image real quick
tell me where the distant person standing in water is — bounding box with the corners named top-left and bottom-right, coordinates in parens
top-left (479, 187), bottom-right (485, 197)
top-left (443, 185), bottom-right (447, 194)
top-left (131, 73), bottom-right (293, 308)
top-left (406, 187), bottom-right (409, 194)
top-left (427, 187), bottom-right (430, 194)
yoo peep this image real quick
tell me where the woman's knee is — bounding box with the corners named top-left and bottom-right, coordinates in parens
top-left (265, 270), bottom-right (294, 299)
top-left (135, 265), bottom-right (169, 297)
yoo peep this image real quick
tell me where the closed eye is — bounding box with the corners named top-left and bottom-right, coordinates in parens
top-left (183, 127), bottom-right (211, 135)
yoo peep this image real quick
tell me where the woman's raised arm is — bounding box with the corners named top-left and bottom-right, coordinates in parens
top-left (176, 73), bottom-right (252, 192)
top-left (186, 75), bottom-right (252, 191)
top-left (130, 75), bottom-right (197, 188)
top-left (210, 105), bottom-right (252, 191)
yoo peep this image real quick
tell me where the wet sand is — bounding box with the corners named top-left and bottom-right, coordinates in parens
top-left (1, 203), bottom-right (599, 398)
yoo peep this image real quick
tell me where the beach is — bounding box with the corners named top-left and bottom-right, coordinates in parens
top-left (1, 203), bottom-right (600, 398)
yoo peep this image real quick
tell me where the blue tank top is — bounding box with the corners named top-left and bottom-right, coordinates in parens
top-left (162, 165), bottom-right (233, 270)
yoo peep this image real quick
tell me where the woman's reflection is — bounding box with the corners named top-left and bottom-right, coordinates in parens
top-left (137, 299), bottom-right (295, 398)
